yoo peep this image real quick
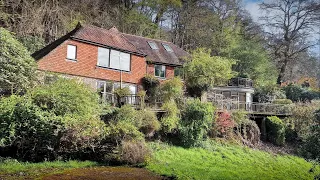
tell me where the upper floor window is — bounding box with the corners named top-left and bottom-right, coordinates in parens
top-left (110, 50), bottom-right (130, 71)
top-left (148, 41), bottom-right (158, 49)
top-left (97, 48), bottom-right (131, 72)
top-left (155, 64), bottom-right (166, 78)
top-left (67, 45), bottom-right (77, 60)
top-left (162, 43), bottom-right (173, 52)
top-left (97, 47), bottom-right (110, 67)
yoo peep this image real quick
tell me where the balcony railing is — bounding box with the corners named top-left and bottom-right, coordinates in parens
top-left (228, 77), bottom-right (253, 88)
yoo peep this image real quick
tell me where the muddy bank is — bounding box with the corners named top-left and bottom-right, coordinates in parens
top-left (42, 166), bottom-right (167, 180)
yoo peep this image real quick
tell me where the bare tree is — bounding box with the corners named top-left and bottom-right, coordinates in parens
top-left (260, 0), bottom-right (320, 84)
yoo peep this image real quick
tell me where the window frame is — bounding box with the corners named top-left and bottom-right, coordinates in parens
top-left (96, 47), bottom-right (131, 72)
top-left (154, 64), bottom-right (166, 79)
top-left (162, 43), bottom-right (173, 52)
top-left (66, 44), bottom-right (77, 60)
top-left (147, 41), bottom-right (159, 50)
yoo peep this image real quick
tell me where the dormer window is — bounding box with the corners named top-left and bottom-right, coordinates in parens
top-left (162, 43), bottom-right (173, 52)
top-left (148, 41), bottom-right (158, 50)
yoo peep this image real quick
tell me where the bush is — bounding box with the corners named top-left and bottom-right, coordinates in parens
top-left (141, 74), bottom-right (160, 103)
top-left (273, 99), bottom-right (293, 104)
top-left (29, 78), bottom-right (100, 117)
top-left (282, 84), bottom-right (303, 102)
top-left (266, 116), bottom-right (285, 146)
top-left (117, 140), bottom-right (151, 165)
top-left (300, 125), bottom-right (320, 160)
top-left (215, 111), bottom-right (235, 138)
top-left (138, 109), bottom-right (161, 137)
top-left (0, 79), bottom-right (107, 162)
top-left (114, 87), bottom-right (131, 97)
top-left (160, 101), bottom-right (181, 134)
top-left (240, 120), bottom-right (261, 146)
top-left (179, 99), bottom-right (215, 147)
top-left (161, 77), bottom-right (183, 102)
top-left (105, 105), bottom-right (144, 143)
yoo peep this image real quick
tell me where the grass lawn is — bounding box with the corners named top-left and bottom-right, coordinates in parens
top-left (0, 159), bottom-right (98, 179)
top-left (146, 141), bottom-right (320, 180)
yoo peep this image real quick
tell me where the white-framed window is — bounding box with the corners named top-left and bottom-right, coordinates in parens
top-left (67, 44), bottom-right (77, 60)
top-left (97, 48), bottom-right (131, 71)
top-left (154, 64), bottom-right (166, 78)
top-left (109, 49), bottom-right (130, 71)
top-left (148, 41), bottom-right (158, 49)
top-left (97, 47), bottom-right (110, 67)
top-left (162, 43), bottom-right (173, 52)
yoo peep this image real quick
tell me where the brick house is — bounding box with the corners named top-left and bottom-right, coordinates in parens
top-left (32, 23), bottom-right (189, 95)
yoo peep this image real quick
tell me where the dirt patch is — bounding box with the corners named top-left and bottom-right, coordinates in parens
top-left (42, 166), bottom-right (166, 180)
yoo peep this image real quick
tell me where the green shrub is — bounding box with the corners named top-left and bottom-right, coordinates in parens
top-left (105, 105), bottom-right (144, 143)
top-left (138, 109), bottom-right (161, 137)
top-left (273, 99), bottom-right (293, 104)
top-left (29, 78), bottom-right (100, 117)
top-left (114, 87), bottom-right (131, 97)
top-left (266, 116), bottom-right (285, 146)
top-left (160, 101), bottom-right (181, 134)
top-left (179, 99), bottom-right (215, 147)
top-left (141, 74), bottom-right (160, 103)
top-left (300, 125), bottom-right (320, 160)
top-left (283, 84), bottom-right (304, 102)
top-left (160, 77), bottom-right (183, 102)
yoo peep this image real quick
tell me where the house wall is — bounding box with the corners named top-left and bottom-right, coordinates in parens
top-left (37, 39), bottom-right (147, 85)
top-left (146, 64), bottom-right (175, 80)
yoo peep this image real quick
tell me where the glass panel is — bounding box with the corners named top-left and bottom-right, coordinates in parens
top-left (155, 65), bottom-right (165, 78)
top-left (110, 50), bottom-right (120, 69)
top-left (148, 41), bottom-right (158, 49)
top-left (120, 52), bottom-right (130, 71)
top-left (97, 47), bottom-right (109, 67)
top-left (162, 43), bottom-right (173, 52)
top-left (67, 45), bottom-right (76, 59)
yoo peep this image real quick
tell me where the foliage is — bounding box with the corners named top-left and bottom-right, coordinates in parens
top-left (300, 125), bottom-right (320, 160)
top-left (215, 111), bottom-right (235, 138)
top-left (284, 103), bottom-right (317, 141)
top-left (184, 48), bottom-right (236, 97)
top-left (272, 99), bottom-right (293, 104)
top-left (138, 109), bottom-right (161, 137)
top-left (253, 85), bottom-right (285, 103)
top-left (160, 100), bottom-right (180, 134)
top-left (266, 116), bottom-right (285, 146)
top-left (228, 39), bottom-right (277, 87)
top-left (114, 87), bottom-right (131, 97)
top-left (160, 77), bottom-right (183, 102)
top-left (179, 99), bottom-right (215, 147)
top-left (142, 74), bottom-right (160, 103)
top-left (0, 28), bottom-right (37, 94)
top-left (29, 78), bottom-right (100, 117)
top-left (117, 140), bottom-right (151, 165)
top-left (147, 141), bottom-right (320, 180)
top-left (17, 35), bottom-right (45, 53)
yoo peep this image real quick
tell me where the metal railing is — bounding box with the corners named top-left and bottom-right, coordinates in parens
top-left (213, 100), bottom-right (293, 115)
top-left (228, 77), bottom-right (253, 88)
top-left (101, 92), bottom-right (144, 108)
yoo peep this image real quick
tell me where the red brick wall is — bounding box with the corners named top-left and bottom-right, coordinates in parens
top-left (37, 39), bottom-right (147, 84)
top-left (146, 64), bottom-right (175, 80)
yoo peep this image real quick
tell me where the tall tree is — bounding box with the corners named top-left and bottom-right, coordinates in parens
top-left (260, 0), bottom-right (320, 84)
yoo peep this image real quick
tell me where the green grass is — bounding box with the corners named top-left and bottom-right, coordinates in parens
top-left (0, 159), bottom-right (98, 179)
top-left (146, 141), bottom-right (320, 180)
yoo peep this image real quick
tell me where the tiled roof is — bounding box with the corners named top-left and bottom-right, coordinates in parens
top-left (33, 23), bottom-right (189, 66)
top-left (122, 33), bottom-right (189, 66)
top-left (72, 25), bottom-right (144, 55)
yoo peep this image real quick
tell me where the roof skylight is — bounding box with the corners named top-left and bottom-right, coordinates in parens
top-left (148, 41), bottom-right (158, 50)
top-left (162, 43), bottom-right (173, 52)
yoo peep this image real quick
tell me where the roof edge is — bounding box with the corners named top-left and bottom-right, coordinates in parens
top-left (32, 22), bottom-right (82, 60)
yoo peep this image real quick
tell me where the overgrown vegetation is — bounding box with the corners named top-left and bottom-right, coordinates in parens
top-left (266, 116), bottom-right (285, 146)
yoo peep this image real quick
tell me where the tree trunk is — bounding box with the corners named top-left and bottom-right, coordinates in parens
top-left (277, 60), bottom-right (288, 85)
